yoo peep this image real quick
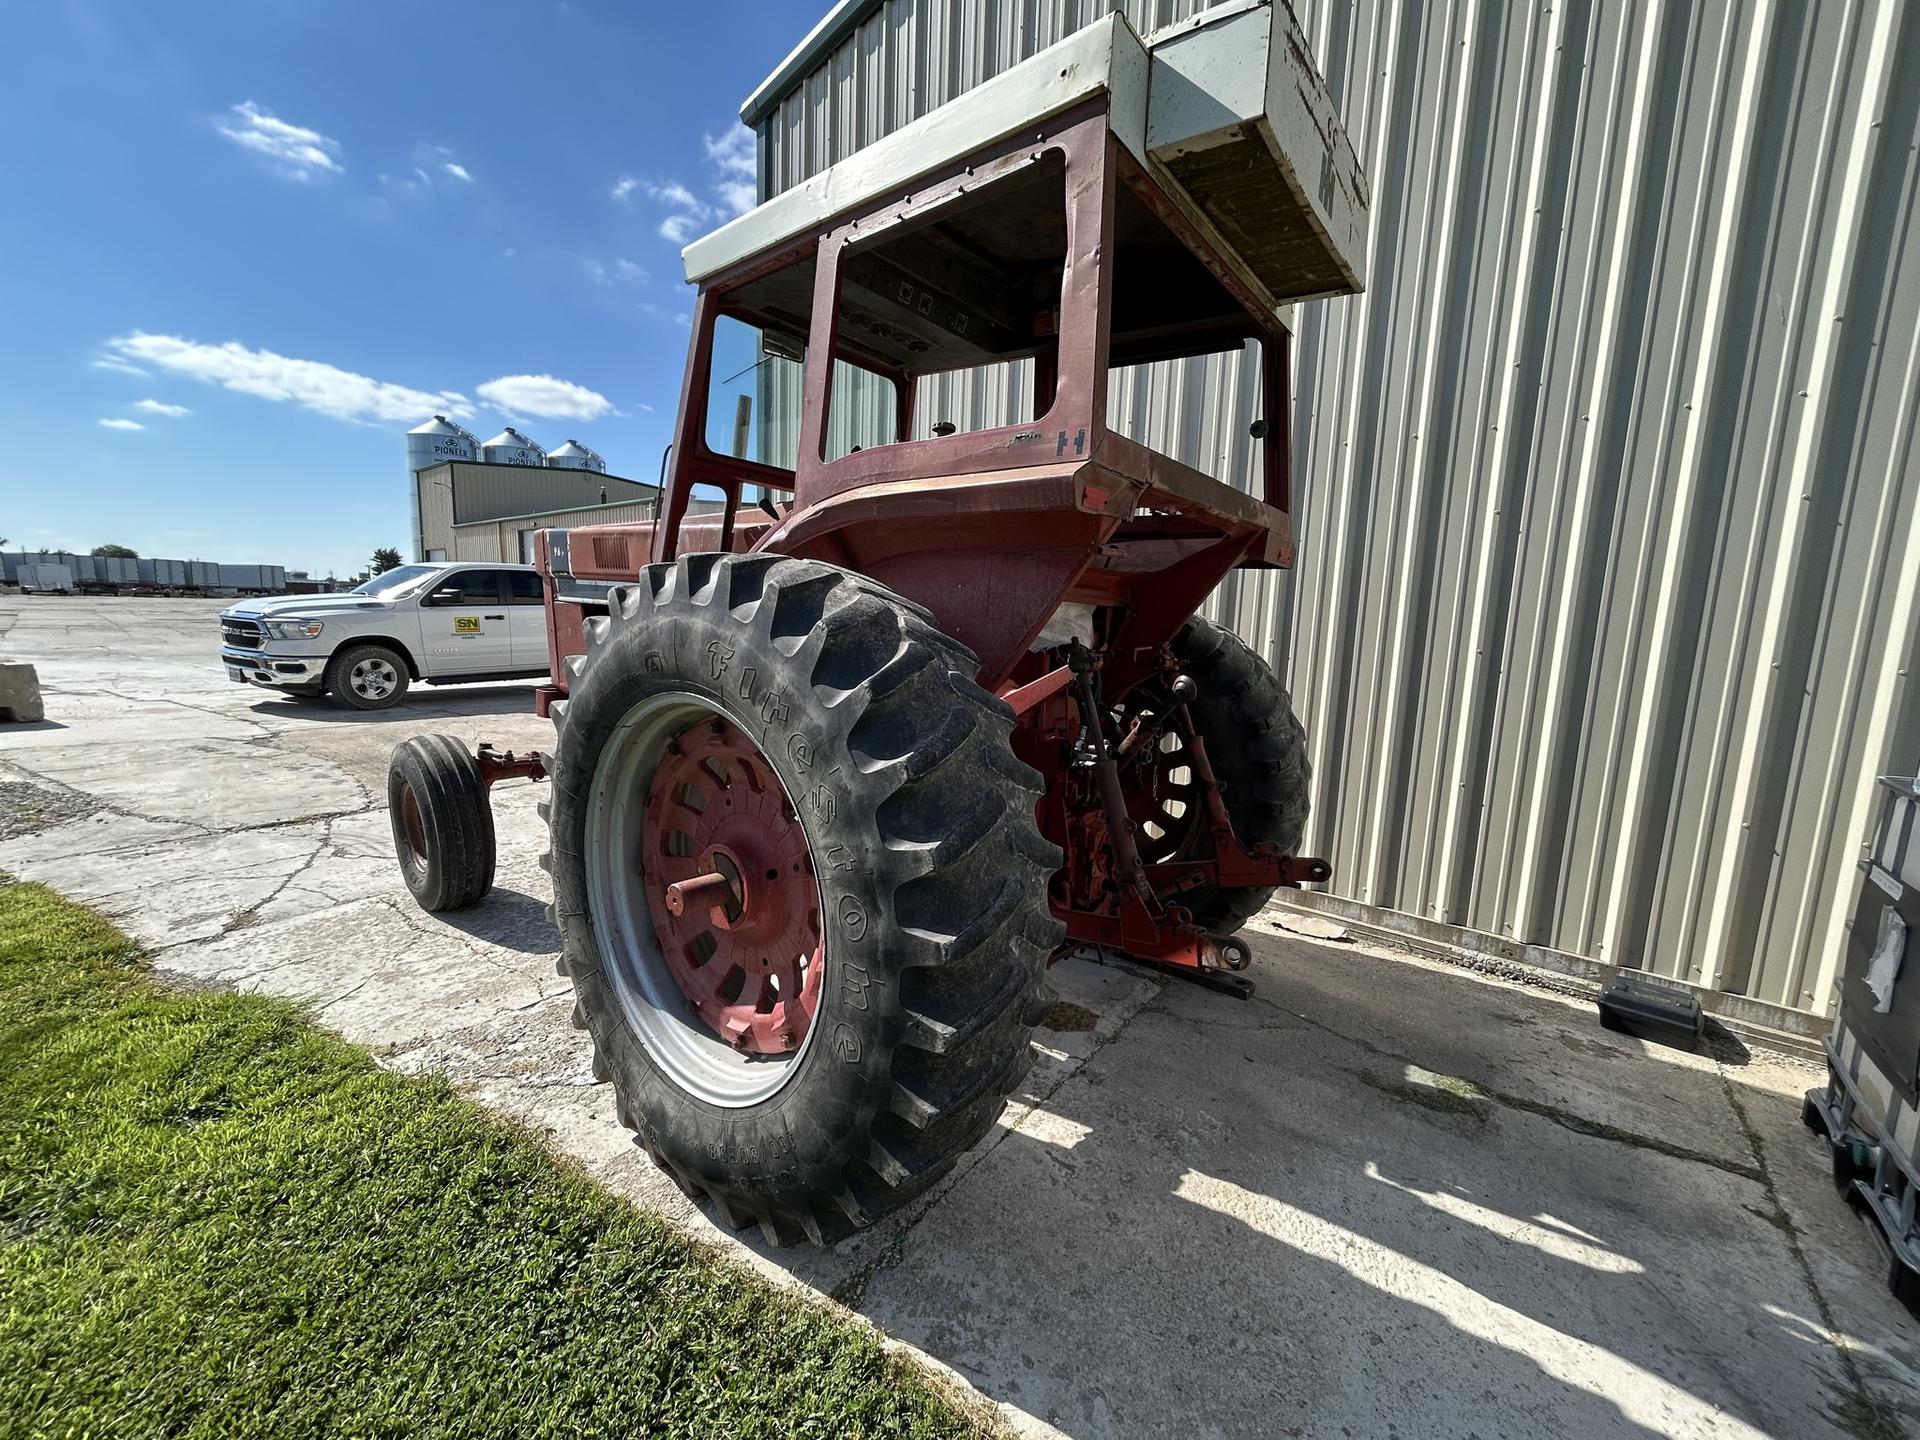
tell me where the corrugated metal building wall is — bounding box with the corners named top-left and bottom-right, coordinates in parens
top-left (416, 463), bottom-right (660, 563)
top-left (747, 0), bottom-right (1920, 1017)
top-left (437, 462), bottom-right (655, 525)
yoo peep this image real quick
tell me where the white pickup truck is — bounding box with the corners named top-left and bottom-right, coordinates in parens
top-left (218, 562), bottom-right (550, 710)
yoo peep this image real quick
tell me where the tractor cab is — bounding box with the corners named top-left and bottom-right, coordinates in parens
top-left (549, 1), bottom-right (1367, 692)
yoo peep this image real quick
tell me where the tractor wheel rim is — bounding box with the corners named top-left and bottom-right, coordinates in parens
top-left (583, 692), bottom-right (824, 1108)
top-left (399, 783), bottom-right (428, 868)
top-left (1117, 695), bottom-right (1201, 863)
top-left (352, 658), bottom-right (396, 699)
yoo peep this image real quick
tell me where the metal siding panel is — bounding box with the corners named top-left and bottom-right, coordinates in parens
top-left (750, 0), bottom-right (1920, 1016)
top-left (762, 0), bottom-right (1239, 187)
top-left (447, 501), bottom-right (659, 567)
top-left (418, 468), bottom-right (457, 558)
top-left (445, 463), bottom-right (655, 525)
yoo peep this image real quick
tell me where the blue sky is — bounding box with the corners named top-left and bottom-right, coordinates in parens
top-left (0, 0), bottom-right (813, 578)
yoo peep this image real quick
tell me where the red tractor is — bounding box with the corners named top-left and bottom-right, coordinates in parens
top-left (388, 4), bottom-right (1367, 1243)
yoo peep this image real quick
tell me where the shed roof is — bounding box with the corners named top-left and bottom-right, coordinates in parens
top-left (739, 0), bottom-right (884, 127)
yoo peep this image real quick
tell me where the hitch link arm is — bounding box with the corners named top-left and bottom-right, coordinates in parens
top-left (1069, 650), bottom-right (1159, 914)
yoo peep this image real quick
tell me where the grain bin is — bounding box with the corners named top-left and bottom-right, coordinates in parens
top-left (547, 439), bottom-right (607, 473)
top-left (405, 415), bottom-right (478, 471)
top-left (481, 427), bottom-right (546, 467)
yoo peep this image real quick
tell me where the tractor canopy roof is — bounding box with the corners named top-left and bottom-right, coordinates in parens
top-left (683, 0), bottom-right (1369, 321)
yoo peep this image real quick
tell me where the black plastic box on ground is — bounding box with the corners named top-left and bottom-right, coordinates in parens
top-left (1597, 977), bottom-right (1704, 1049)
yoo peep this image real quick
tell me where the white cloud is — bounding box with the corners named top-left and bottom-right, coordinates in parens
top-left (705, 125), bottom-right (754, 177)
top-left (105, 332), bottom-right (472, 424)
top-left (133, 399), bottom-right (190, 417)
top-left (647, 180), bottom-right (704, 212)
top-left (659, 213), bottom-right (700, 245)
top-left (704, 124), bottom-right (756, 215)
top-left (98, 417), bottom-right (145, 431)
top-left (583, 257), bottom-right (648, 287)
top-left (218, 100), bottom-right (343, 180)
top-left (475, 374), bottom-right (613, 421)
top-left (631, 178), bottom-right (713, 244)
top-left (619, 125), bottom-right (757, 243)
top-left (382, 146), bottom-right (475, 198)
top-left (91, 356), bottom-right (146, 377)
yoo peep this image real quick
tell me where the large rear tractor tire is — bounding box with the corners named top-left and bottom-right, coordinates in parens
top-left (1124, 614), bottom-right (1311, 933)
top-left (544, 554), bottom-right (1062, 1244)
top-left (388, 734), bottom-right (497, 912)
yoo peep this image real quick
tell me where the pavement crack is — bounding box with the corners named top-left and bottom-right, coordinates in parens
top-left (1712, 1054), bottom-right (1903, 1439)
top-left (215, 820), bottom-right (334, 936)
top-left (317, 975), bottom-right (376, 1013)
top-left (92, 685), bottom-right (277, 739)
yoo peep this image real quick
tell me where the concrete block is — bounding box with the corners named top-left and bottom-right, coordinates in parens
top-left (0, 663), bottom-right (43, 723)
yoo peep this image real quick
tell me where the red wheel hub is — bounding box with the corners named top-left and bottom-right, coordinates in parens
top-left (643, 717), bottom-right (822, 1055)
top-left (1117, 701), bottom-right (1200, 864)
top-left (398, 782), bottom-right (428, 867)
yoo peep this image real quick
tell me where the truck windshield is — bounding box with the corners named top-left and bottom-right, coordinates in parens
top-left (352, 565), bottom-right (437, 597)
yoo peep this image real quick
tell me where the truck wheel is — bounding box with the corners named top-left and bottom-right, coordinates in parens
top-left (1122, 614), bottom-right (1310, 932)
top-left (388, 734), bottom-right (496, 911)
top-left (329, 643), bottom-right (410, 710)
top-left (544, 553), bottom-right (1062, 1244)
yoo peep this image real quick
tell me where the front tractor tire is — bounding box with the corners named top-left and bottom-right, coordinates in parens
top-left (545, 554), bottom-right (1062, 1244)
top-left (388, 734), bottom-right (497, 912)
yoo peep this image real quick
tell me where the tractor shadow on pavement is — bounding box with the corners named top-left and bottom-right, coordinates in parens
top-left (736, 940), bottom-right (1895, 1440)
top-left (437, 885), bottom-right (556, 956)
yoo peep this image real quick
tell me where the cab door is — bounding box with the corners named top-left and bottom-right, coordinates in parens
top-left (505, 570), bottom-right (550, 672)
top-left (418, 568), bottom-right (515, 675)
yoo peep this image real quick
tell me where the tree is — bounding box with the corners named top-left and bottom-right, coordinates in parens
top-left (92, 543), bottom-right (139, 559)
top-left (369, 547), bottom-right (403, 575)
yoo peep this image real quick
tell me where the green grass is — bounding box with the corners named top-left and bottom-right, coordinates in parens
top-left (0, 881), bottom-right (986, 1440)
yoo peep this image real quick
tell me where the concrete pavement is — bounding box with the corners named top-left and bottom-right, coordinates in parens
top-left (3, 594), bottom-right (1918, 1439)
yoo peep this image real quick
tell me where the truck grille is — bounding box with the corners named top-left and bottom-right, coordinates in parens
top-left (221, 617), bottom-right (266, 650)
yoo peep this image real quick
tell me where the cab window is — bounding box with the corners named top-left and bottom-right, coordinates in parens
top-left (706, 314), bottom-right (805, 470)
top-left (826, 151), bottom-right (1067, 454)
top-left (507, 572), bottom-right (543, 605)
top-left (427, 570), bottom-right (501, 606)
